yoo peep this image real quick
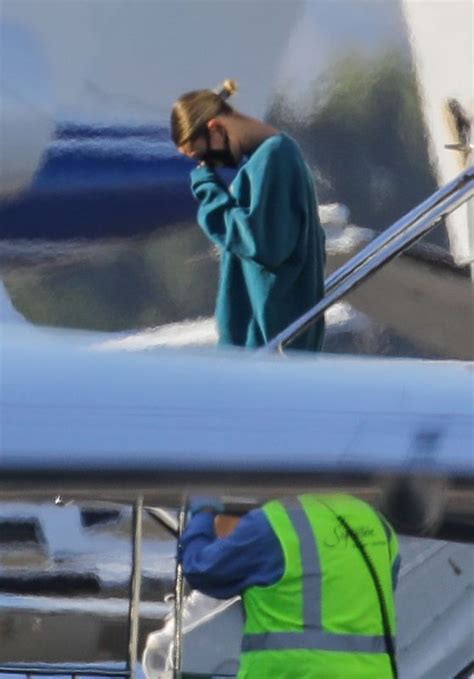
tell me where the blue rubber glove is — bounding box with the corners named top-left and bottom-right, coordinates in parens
top-left (188, 496), bottom-right (224, 516)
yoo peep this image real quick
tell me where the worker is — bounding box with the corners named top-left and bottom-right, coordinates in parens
top-left (170, 79), bottom-right (326, 351)
top-left (180, 493), bottom-right (400, 678)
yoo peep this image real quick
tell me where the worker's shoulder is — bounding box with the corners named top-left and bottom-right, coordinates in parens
top-left (237, 507), bottom-right (275, 538)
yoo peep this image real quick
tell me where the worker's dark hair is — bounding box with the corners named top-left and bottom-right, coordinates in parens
top-left (170, 79), bottom-right (238, 147)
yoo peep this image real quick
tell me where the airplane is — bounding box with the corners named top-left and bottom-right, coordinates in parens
top-left (0, 1), bottom-right (473, 678)
top-left (1, 168), bottom-right (472, 679)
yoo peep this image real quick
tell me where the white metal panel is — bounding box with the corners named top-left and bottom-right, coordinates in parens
top-left (1, 326), bottom-right (472, 477)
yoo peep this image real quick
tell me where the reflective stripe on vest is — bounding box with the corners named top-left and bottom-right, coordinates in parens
top-left (242, 499), bottom-right (394, 654)
top-left (242, 630), bottom-right (389, 653)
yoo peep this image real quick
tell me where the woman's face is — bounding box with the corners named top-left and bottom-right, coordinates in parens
top-left (179, 119), bottom-right (239, 168)
top-left (179, 134), bottom-right (208, 161)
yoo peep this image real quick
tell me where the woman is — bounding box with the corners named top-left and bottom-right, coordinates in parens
top-left (171, 79), bottom-right (326, 350)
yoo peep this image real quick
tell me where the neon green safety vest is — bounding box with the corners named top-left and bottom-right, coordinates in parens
top-left (238, 494), bottom-right (399, 679)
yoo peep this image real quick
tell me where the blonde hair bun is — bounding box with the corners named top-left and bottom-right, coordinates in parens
top-left (171, 79), bottom-right (238, 147)
top-left (215, 79), bottom-right (238, 101)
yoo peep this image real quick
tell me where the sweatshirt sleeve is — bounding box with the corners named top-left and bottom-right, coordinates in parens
top-left (190, 140), bottom-right (303, 269)
top-left (179, 509), bottom-right (284, 599)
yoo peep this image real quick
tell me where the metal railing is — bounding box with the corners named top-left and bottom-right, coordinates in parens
top-left (0, 500), bottom-right (144, 679)
top-left (262, 165), bottom-right (474, 353)
top-left (0, 665), bottom-right (130, 678)
top-left (127, 497), bottom-right (143, 678)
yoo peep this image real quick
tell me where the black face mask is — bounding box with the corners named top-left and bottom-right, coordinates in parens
top-left (200, 130), bottom-right (237, 168)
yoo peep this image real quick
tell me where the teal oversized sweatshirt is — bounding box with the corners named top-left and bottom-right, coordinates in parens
top-left (190, 133), bottom-right (326, 351)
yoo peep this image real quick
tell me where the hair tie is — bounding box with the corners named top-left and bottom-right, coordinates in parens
top-left (214, 79), bottom-right (238, 101)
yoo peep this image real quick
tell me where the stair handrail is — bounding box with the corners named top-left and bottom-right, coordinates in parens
top-left (262, 166), bottom-right (474, 353)
top-left (325, 166), bottom-right (474, 295)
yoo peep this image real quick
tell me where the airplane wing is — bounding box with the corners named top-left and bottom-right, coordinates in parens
top-left (1, 324), bottom-right (472, 537)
